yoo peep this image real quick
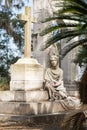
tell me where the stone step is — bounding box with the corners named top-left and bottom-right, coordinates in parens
top-left (0, 104), bottom-right (86, 130)
top-left (0, 90), bottom-right (49, 102)
top-left (0, 101), bottom-right (66, 115)
top-left (0, 112), bottom-right (86, 130)
top-left (0, 113), bottom-right (65, 130)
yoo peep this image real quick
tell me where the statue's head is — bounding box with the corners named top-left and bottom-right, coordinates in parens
top-left (50, 55), bottom-right (59, 68)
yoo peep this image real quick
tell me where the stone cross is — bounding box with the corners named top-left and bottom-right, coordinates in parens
top-left (18, 6), bottom-right (36, 58)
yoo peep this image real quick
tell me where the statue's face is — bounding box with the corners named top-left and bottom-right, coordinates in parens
top-left (50, 60), bottom-right (58, 67)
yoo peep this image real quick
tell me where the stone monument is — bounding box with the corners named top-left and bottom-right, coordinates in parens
top-left (0, 5), bottom-right (73, 110)
top-left (0, 6), bottom-right (82, 129)
top-left (0, 6), bottom-right (49, 102)
top-left (0, 6), bottom-right (68, 114)
top-left (10, 6), bottom-right (44, 91)
top-left (33, 0), bottom-right (79, 96)
top-left (7, 6), bottom-right (49, 101)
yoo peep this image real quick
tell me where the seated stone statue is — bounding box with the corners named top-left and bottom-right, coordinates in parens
top-left (44, 55), bottom-right (67, 101)
top-left (44, 55), bottom-right (82, 109)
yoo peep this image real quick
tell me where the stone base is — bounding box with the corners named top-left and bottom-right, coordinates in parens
top-left (10, 58), bottom-right (44, 91)
top-left (0, 101), bottom-right (66, 115)
top-left (0, 90), bottom-right (49, 102)
top-left (0, 90), bottom-right (67, 115)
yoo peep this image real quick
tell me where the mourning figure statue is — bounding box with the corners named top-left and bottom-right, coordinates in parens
top-left (44, 55), bottom-right (67, 101)
top-left (44, 55), bottom-right (82, 109)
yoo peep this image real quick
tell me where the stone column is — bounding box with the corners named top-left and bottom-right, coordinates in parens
top-left (61, 38), bottom-right (79, 96)
top-left (33, 0), bottom-right (55, 69)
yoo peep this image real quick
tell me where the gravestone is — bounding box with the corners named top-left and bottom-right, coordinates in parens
top-left (10, 6), bottom-right (44, 91)
top-left (0, 6), bottom-right (49, 102)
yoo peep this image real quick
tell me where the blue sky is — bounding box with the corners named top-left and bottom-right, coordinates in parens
top-left (24, 0), bottom-right (33, 7)
top-left (14, 0), bottom-right (33, 14)
top-left (29, 0), bottom-right (33, 6)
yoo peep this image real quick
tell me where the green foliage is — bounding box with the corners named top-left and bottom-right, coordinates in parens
top-left (0, 7), bottom-right (24, 45)
top-left (40, 0), bottom-right (87, 59)
top-left (74, 45), bottom-right (87, 66)
top-left (0, 5), bottom-right (24, 82)
top-left (0, 77), bottom-right (10, 90)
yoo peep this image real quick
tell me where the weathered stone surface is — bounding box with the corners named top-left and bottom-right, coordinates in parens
top-left (0, 90), bottom-right (49, 102)
top-left (0, 105), bottom-right (86, 130)
top-left (10, 58), bottom-right (44, 91)
top-left (0, 101), bottom-right (66, 115)
top-left (0, 113), bottom-right (65, 130)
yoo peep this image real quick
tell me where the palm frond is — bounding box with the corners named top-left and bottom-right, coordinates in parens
top-left (73, 46), bottom-right (87, 66)
top-left (41, 0), bottom-right (87, 59)
top-left (55, 0), bottom-right (87, 15)
top-left (55, 0), bottom-right (87, 9)
top-left (41, 13), bottom-right (87, 24)
top-left (41, 29), bottom-right (87, 49)
top-left (58, 5), bottom-right (87, 15)
top-left (61, 39), bottom-right (87, 59)
top-left (40, 23), bottom-right (80, 36)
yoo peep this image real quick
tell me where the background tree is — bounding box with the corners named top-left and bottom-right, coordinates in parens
top-left (0, 1), bottom-right (27, 89)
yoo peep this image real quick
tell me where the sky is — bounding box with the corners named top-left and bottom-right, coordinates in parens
top-left (28, 0), bottom-right (33, 6)
top-left (23, 0), bottom-right (33, 8)
top-left (12, 0), bottom-right (33, 14)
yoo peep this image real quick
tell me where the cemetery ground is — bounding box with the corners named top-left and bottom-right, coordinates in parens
top-left (0, 108), bottom-right (86, 130)
top-left (0, 113), bottom-right (65, 130)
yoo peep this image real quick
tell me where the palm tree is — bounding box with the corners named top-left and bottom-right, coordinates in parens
top-left (40, 0), bottom-right (87, 59)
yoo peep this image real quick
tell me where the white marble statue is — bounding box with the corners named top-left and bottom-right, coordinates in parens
top-left (44, 55), bottom-right (82, 109)
top-left (44, 55), bottom-right (67, 100)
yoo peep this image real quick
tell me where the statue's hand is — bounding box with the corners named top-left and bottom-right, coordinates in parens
top-left (52, 82), bottom-right (59, 87)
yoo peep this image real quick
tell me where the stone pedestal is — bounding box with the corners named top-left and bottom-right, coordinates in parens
top-left (10, 58), bottom-right (43, 91)
top-left (9, 58), bottom-right (50, 102)
top-left (0, 90), bottom-right (49, 102)
top-left (0, 57), bottom-right (68, 128)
